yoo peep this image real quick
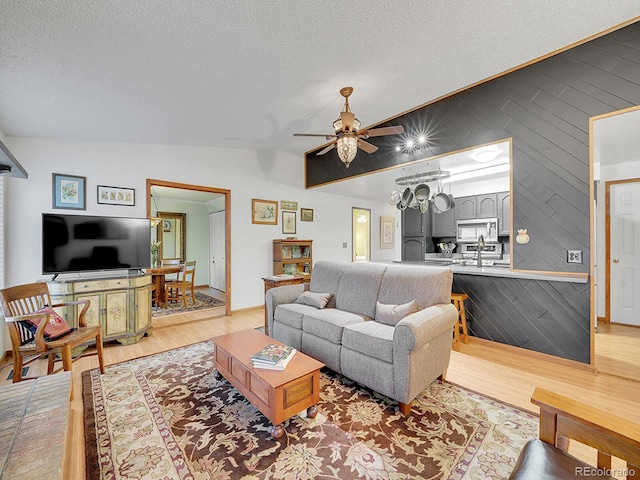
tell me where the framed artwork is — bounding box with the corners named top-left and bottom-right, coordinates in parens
top-left (380, 216), bottom-right (395, 249)
top-left (97, 185), bottom-right (135, 206)
top-left (52, 173), bottom-right (86, 210)
top-left (280, 200), bottom-right (298, 211)
top-left (282, 211), bottom-right (296, 234)
top-left (163, 219), bottom-right (172, 232)
top-left (252, 198), bottom-right (278, 225)
top-left (300, 208), bottom-right (314, 222)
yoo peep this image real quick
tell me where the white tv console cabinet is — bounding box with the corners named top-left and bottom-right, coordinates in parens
top-left (47, 273), bottom-right (152, 345)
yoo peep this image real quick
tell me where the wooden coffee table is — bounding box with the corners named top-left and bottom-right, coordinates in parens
top-left (212, 329), bottom-right (324, 438)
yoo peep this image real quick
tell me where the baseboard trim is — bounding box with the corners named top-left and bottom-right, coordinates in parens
top-left (230, 305), bottom-right (263, 315)
top-left (468, 337), bottom-right (596, 372)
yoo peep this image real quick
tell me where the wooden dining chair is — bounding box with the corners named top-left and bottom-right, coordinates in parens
top-left (161, 258), bottom-right (181, 281)
top-left (166, 260), bottom-right (196, 307)
top-left (1, 282), bottom-right (105, 382)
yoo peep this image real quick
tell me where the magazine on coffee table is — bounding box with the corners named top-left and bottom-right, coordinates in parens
top-left (250, 344), bottom-right (295, 365)
top-left (253, 349), bottom-right (297, 370)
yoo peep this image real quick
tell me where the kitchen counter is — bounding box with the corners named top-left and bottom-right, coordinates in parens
top-left (393, 259), bottom-right (588, 284)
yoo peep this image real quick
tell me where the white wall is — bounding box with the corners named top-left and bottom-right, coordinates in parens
top-left (596, 159), bottom-right (640, 317)
top-left (3, 137), bottom-right (398, 315)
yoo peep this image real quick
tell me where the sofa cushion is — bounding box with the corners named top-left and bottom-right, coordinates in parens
top-left (375, 300), bottom-right (418, 326)
top-left (295, 291), bottom-right (333, 309)
top-left (302, 308), bottom-right (368, 344)
top-left (342, 321), bottom-right (395, 363)
top-left (378, 264), bottom-right (452, 310)
top-left (274, 303), bottom-right (319, 330)
top-left (309, 260), bottom-right (346, 295)
top-left (335, 262), bottom-right (387, 318)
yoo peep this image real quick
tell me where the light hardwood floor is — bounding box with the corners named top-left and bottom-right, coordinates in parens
top-left (2, 306), bottom-right (639, 479)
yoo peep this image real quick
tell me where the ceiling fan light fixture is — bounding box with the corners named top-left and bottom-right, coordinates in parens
top-left (333, 116), bottom-right (360, 134)
top-left (336, 135), bottom-right (358, 168)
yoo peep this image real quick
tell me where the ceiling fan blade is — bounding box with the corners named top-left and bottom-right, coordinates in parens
top-left (316, 143), bottom-right (336, 156)
top-left (359, 125), bottom-right (404, 138)
top-left (358, 139), bottom-right (378, 154)
top-left (293, 133), bottom-right (336, 138)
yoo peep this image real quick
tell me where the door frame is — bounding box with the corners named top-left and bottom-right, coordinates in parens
top-left (147, 179), bottom-right (232, 316)
top-left (605, 178), bottom-right (640, 324)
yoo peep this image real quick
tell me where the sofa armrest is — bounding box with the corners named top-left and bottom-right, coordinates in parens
top-left (265, 284), bottom-right (306, 335)
top-left (394, 303), bottom-right (458, 351)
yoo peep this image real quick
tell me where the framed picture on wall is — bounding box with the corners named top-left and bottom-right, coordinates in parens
top-left (52, 173), bottom-right (86, 210)
top-left (97, 185), bottom-right (135, 206)
top-left (301, 208), bottom-right (314, 222)
top-left (380, 216), bottom-right (395, 249)
top-left (282, 211), bottom-right (296, 234)
top-left (252, 198), bottom-right (278, 225)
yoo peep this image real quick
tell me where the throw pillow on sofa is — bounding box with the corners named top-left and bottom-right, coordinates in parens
top-left (295, 291), bottom-right (333, 309)
top-left (375, 299), bottom-right (418, 326)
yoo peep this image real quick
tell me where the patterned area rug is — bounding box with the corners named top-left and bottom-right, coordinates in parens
top-left (152, 291), bottom-right (224, 317)
top-left (83, 341), bottom-right (538, 479)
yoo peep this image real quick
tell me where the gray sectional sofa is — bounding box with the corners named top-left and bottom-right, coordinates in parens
top-left (265, 260), bottom-right (457, 414)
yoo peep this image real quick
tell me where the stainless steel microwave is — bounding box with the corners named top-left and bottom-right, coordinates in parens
top-left (456, 218), bottom-right (498, 243)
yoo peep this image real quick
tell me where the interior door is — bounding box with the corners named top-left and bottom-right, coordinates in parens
top-left (609, 181), bottom-right (640, 325)
top-left (209, 211), bottom-right (226, 292)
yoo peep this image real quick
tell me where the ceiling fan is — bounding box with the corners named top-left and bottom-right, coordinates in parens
top-left (294, 86), bottom-right (404, 168)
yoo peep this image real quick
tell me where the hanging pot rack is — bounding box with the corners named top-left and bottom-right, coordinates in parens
top-left (394, 170), bottom-right (451, 186)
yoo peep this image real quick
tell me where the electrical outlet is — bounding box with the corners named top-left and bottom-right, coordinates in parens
top-left (568, 250), bottom-right (582, 263)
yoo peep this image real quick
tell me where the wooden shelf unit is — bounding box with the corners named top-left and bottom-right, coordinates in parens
top-left (273, 239), bottom-right (312, 279)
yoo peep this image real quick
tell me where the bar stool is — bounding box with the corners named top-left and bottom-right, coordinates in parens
top-left (451, 293), bottom-right (469, 350)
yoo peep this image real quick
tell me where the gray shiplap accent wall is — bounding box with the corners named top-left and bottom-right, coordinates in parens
top-left (306, 21), bottom-right (640, 275)
top-left (453, 274), bottom-right (591, 363)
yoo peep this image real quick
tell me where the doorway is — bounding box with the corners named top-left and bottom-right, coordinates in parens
top-left (592, 105), bottom-right (640, 382)
top-left (352, 208), bottom-right (371, 262)
top-left (147, 179), bottom-right (231, 316)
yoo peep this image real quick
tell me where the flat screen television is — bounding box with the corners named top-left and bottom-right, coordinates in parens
top-left (42, 213), bottom-right (151, 276)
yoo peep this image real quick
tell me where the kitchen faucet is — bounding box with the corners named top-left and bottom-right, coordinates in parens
top-left (477, 234), bottom-right (485, 268)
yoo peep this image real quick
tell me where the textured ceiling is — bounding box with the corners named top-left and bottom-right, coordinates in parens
top-left (1, 1), bottom-right (638, 166)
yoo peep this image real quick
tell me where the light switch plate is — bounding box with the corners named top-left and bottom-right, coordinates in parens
top-left (342, 242), bottom-right (348, 248)
top-left (568, 250), bottom-right (582, 263)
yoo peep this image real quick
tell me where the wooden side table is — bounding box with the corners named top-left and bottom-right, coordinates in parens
top-left (262, 276), bottom-right (305, 335)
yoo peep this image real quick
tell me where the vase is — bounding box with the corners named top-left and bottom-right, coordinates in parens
top-left (152, 254), bottom-right (158, 268)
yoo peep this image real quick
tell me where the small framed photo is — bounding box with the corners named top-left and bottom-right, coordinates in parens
top-left (282, 211), bottom-right (296, 234)
top-left (97, 185), bottom-right (135, 206)
top-left (52, 173), bottom-right (86, 210)
top-left (300, 208), bottom-right (314, 222)
top-left (252, 199), bottom-right (278, 225)
top-left (381, 216), bottom-right (395, 249)
top-left (281, 200), bottom-right (298, 211)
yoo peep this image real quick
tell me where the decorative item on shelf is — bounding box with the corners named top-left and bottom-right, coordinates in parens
top-left (150, 241), bottom-right (162, 268)
top-left (516, 229), bottom-right (530, 245)
top-left (438, 242), bottom-right (456, 258)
